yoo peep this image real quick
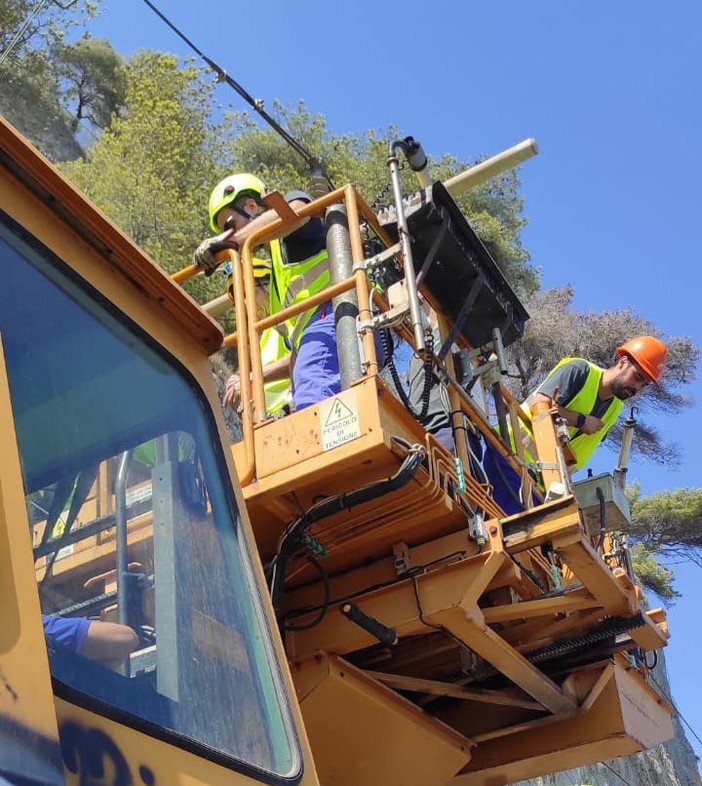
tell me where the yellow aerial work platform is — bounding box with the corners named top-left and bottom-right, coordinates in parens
top-left (216, 176), bottom-right (672, 785)
top-left (7, 105), bottom-right (672, 786)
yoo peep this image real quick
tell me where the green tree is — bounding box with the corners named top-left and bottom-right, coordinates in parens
top-left (61, 51), bottom-right (223, 302)
top-left (213, 101), bottom-right (537, 296)
top-left (623, 485), bottom-right (702, 600)
top-left (0, 0), bottom-right (97, 159)
top-left (52, 33), bottom-right (125, 133)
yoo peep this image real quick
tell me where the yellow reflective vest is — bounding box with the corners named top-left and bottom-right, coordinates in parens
top-left (518, 358), bottom-right (623, 471)
top-left (226, 259), bottom-right (291, 416)
top-left (270, 238), bottom-right (329, 349)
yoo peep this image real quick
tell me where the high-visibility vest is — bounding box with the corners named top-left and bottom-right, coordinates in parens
top-left (225, 258), bottom-right (291, 415)
top-left (259, 325), bottom-right (291, 415)
top-left (270, 238), bottom-right (329, 349)
top-left (517, 358), bottom-right (623, 471)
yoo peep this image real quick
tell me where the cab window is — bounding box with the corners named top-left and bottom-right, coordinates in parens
top-left (0, 214), bottom-right (300, 781)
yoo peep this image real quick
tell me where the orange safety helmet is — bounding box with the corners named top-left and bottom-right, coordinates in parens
top-left (616, 336), bottom-right (667, 383)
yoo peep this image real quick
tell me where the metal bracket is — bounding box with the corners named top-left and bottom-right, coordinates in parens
top-left (393, 542), bottom-right (411, 576)
top-left (355, 243), bottom-right (402, 272)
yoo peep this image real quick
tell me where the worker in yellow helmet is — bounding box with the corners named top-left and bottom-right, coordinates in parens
top-left (484, 336), bottom-right (667, 515)
top-left (193, 173), bottom-right (339, 411)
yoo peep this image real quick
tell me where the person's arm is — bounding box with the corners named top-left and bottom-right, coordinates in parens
top-left (223, 356), bottom-right (292, 411)
top-left (193, 193), bottom-right (316, 273)
top-left (231, 198), bottom-right (312, 248)
top-left (529, 392), bottom-right (604, 434)
top-left (79, 620), bottom-right (138, 670)
top-left (528, 360), bottom-right (604, 434)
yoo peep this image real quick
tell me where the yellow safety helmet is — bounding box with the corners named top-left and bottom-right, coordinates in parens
top-left (226, 257), bottom-right (272, 305)
top-left (208, 173), bottom-right (265, 233)
top-left (252, 257), bottom-right (272, 279)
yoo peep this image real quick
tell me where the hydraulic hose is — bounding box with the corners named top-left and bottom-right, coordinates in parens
top-left (269, 444), bottom-right (425, 611)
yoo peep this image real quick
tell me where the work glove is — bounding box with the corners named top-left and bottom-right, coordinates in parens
top-left (192, 231), bottom-right (239, 275)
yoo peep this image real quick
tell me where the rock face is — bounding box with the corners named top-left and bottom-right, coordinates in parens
top-left (0, 79), bottom-right (83, 163)
top-left (516, 653), bottom-right (700, 786)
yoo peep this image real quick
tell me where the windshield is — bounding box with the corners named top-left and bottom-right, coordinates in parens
top-left (0, 213), bottom-right (300, 781)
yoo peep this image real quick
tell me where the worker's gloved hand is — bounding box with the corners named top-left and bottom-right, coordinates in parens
top-left (192, 232), bottom-right (238, 275)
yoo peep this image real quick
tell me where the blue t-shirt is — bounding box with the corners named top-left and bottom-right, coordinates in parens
top-left (42, 614), bottom-right (90, 653)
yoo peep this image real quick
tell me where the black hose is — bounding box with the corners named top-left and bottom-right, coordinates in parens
top-left (269, 446), bottom-right (425, 611)
top-left (383, 326), bottom-right (435, 423)
top-left (281, 555), bottom-right (330, 631)
top-left (595, 486), bottom-right (607, 552)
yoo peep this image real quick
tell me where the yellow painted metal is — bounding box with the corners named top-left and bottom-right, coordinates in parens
top-left (291, 654), bottom-right (471, 786)
top-left (1, 114), bottom-right (675, 786)
top-left (451, 658), bottom-right (673, 786)
top-left (0, 337), bottom-right (63, 743)
top-left (365, 671), bottom-right (542, 711)
top-left (56, 698), bottom-right (311, 786)
top-left (236, 376), bottom-right (503, 564)
top-left (0, 116), bottom-right (222, 356)
top-left (0, 117), bottom-right (321, 786)
top-left (430, 605), bottom-right (577, 716)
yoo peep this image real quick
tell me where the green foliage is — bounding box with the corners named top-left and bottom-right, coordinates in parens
top-left (614, 483), bottom-right (702, 601)
top-left (0, 0), bottom-right (98, 159)
top-left (61, 52), bottom-right (223, 302)
top-left (0, 47), bottom-right (82, 160)
top-left (628, 485), bottom-right (702, 566)
top-left (212, 101), bottom-right (537, 296)
top-left (52, 33), bottom-right (125, 132)
top-left (629, 542), bottom-right (679, 601)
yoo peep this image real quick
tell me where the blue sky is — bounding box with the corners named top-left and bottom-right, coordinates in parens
top-left (86, 0), bottom-right (702, 765)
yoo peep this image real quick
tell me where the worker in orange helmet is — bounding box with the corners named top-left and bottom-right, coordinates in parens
top-left (484, 336), bottom-right (667, 515)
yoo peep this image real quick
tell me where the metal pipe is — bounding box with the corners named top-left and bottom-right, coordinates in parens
top-left (202, 293), bottom-right (231, 318)
top-left (443, 139), bottom-right (538, 198)
top-left (402, 136), bottom-right (432, 188)
top-left (614, 410), bottom-right (637, 489)
top-left (227, 248), bottom-right (256, 483)
top-left (388, 146), bottom-right (425, 352)
top-left (115, 450), bottom-right (132, 633)
top-left (344, 185), bottom-right (378, 376)
top-left (492, 381), bottom-right (510, 442)
top-left (325, 203), bottom-right (362, 388)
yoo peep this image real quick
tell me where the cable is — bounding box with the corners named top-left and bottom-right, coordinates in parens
top-left (650, 674), bottom-right (702, 750)
top-left (139, 0), bottom-right (330, 184)
top-left (281, 555), bottom-right (330, 632)
top-left (268, 445), bottom-right (425, 611)
top-left (600, 760), bottom-right (636, 786)
top-left (0, 0), bottom-right (49, 68)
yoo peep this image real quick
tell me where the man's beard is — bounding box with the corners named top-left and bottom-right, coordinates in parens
top-left (612, 381), bottom-right (636, 400)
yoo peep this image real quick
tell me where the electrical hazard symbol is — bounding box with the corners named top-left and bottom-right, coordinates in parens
top-left (319, 390), bottom-right (361, 451)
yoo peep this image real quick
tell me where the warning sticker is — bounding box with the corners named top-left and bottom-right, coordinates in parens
top-left (319, 389), bottom-right (361, 451)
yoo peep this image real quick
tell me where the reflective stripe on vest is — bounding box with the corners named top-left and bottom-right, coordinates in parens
top-left (270, 239), bottom-right (329, 348)
top-left (517, 358), bottom-right (623, 471)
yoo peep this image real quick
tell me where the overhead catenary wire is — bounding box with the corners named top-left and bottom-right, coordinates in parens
top-left (600, 759), bottom-right (636, 786)
top-left (139, 0), bottom-right (329, 183)
top-left (650, 674), bottom-right (702, 750)
top-left (0, 0), bottom-right (81, 68)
